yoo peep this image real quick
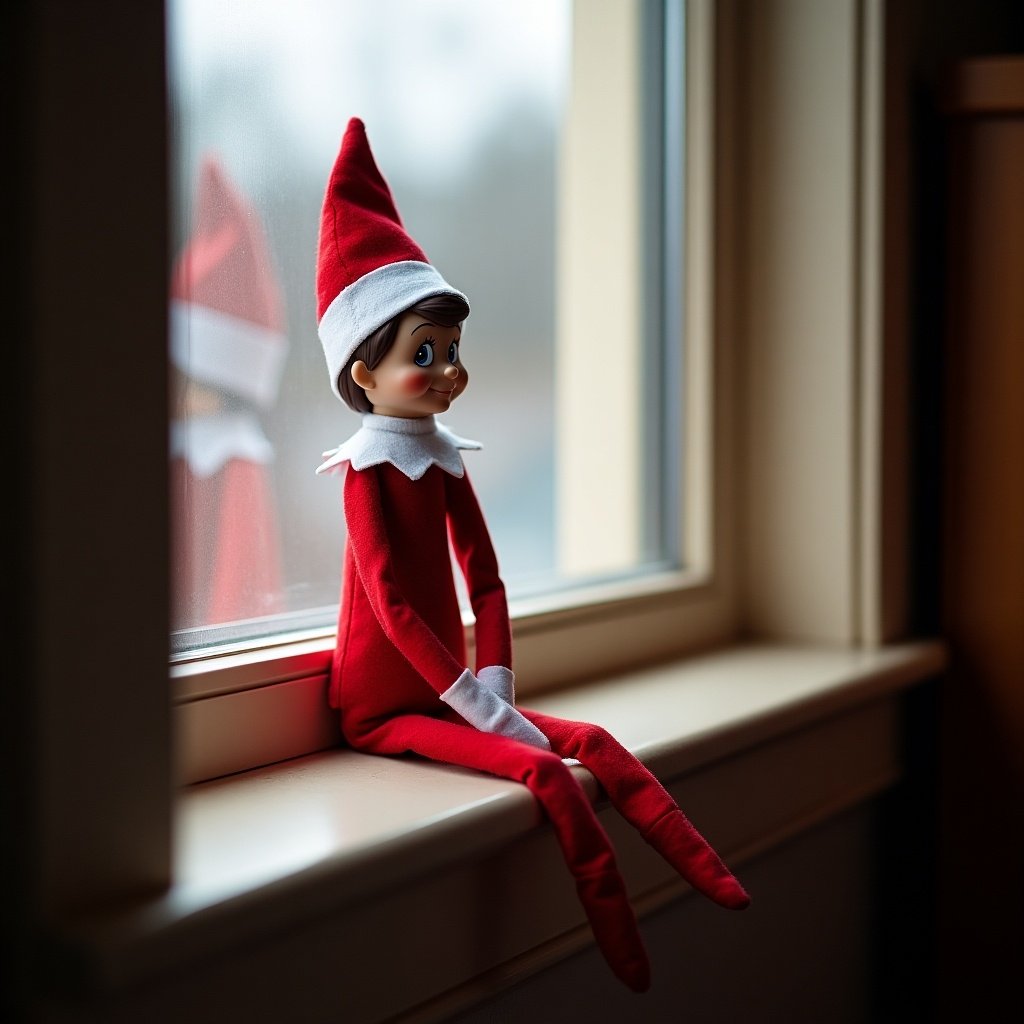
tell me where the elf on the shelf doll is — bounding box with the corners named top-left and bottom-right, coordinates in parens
top-left (315, 118), bottom-right (749, 993)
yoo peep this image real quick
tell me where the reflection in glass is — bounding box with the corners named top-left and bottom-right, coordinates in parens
top-left (170, 156), bottom-right (287, 633)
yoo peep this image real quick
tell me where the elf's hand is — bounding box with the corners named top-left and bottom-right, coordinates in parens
top-left (477, 665), bottom-right (515, 705)
top-left (441, 669), bottom-right (550, 750)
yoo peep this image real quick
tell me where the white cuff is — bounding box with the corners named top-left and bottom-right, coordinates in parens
top-left (477, 665), bottom-right (515, 704)
top-left (441, 670), bottom-right (549, 750)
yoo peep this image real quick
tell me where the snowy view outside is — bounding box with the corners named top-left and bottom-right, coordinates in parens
top-left (168, 0), bottom-right (570, 647)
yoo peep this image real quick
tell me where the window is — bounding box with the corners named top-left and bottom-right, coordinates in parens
top-left (16, 3), bottom-right (918, 996)
top-left (170, 0), bottom-right (734, 783)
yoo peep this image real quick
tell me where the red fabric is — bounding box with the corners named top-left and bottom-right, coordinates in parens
top-left (316, 118), bottom-right (429, 320)
top-left (360, 713), bottom-right (651, 993)
top-left (332, 463), bottom-right (509, 728)
top-left (171, 156), bottom-right (284, 331)
top-left (522, 710), bottom-right (751, 911)
top-left (171, 457), bottom-right (283, 630)
top-left (333, 459), bottom-right (750, 991)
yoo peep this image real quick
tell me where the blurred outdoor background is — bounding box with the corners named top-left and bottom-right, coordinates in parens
top-left (168, 0), bottom-right (571, 645)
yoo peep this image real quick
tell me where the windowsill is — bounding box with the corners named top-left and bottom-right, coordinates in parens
top-left (53, 639), bottom-right (945, 1019)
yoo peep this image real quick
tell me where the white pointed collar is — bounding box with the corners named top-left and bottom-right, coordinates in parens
top-left (316, 413), bottom-right (481, 480)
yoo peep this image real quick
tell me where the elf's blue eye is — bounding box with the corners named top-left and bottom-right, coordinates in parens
top-left (448, 341), bottom-right (459, 365)
top-left (414, 343), bottom-right (434, 367)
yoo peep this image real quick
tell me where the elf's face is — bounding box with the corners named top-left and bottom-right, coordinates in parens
top-left (352, 310), bottom-right (468, 418)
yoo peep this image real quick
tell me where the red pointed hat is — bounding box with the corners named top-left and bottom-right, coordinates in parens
top-left (170, 156), bottom-right (288, 409)
top-left (316, 118), bottom-right (468, 401)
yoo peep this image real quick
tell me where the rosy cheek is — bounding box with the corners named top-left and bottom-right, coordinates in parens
top-left (400, 369), bottom-right (431, 395)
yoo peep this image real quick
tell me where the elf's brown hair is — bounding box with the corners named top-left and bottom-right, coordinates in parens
top-left (338, 292), bottom-right (470, 413)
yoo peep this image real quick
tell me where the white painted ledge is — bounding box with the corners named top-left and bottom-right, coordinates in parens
top-left (50, 640), bottom-right (945, 1021)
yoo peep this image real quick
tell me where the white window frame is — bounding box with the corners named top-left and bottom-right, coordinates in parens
top-left (171, 0), bottom-right (741, 785)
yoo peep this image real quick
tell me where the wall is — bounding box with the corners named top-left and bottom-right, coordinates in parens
top-left (891, 3), bottom-right (1024, 1019)
top-left (936, 56), bottom-right (1024, 1021)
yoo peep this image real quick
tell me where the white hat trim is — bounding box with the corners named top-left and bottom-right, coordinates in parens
top-left (318, 260), bottom-right (468, 401)
top-left (170, 299), bottom-right (288, 409)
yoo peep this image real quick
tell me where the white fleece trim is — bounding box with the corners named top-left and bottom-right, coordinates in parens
top-left (170, 411), bottom-right (274, 478)
top-left (316, 413), bottom-right (480, 480)
top-left (317, 261), bottom-right (468, 401)
top-left (440, 669), bottom-right (550, 750)
top-left (170, 300), bottom-right (288, 409)
top-left (477, 665), bottom-right (515, 704)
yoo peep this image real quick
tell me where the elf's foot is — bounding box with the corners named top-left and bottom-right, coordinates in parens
top-left (646, 809), bottom-right (750, 910)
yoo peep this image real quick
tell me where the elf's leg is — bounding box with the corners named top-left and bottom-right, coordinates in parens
top-left (521, 709), bottom-right (750, 911)
top-left (359, 713), bottom-right (651, 992)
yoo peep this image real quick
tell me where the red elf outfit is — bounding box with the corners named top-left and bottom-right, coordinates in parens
top-left (170, 156), bottom-right (287, 630)
top-left (315, 118), bottom-right (749, 993)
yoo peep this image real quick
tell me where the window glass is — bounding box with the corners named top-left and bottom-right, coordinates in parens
top-left (168, 0), bottom-right (679, 654)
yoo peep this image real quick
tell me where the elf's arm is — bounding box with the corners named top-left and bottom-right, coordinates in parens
top-left (444, 470), bottom-right (511, 668)
top-left (445, 469), bottom-right (517, 706)
top-left (345, 464), bottom-right (547, 747)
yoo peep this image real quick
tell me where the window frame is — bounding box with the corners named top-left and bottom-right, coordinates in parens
top-left (13, 0), bottom-right (175, 914)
